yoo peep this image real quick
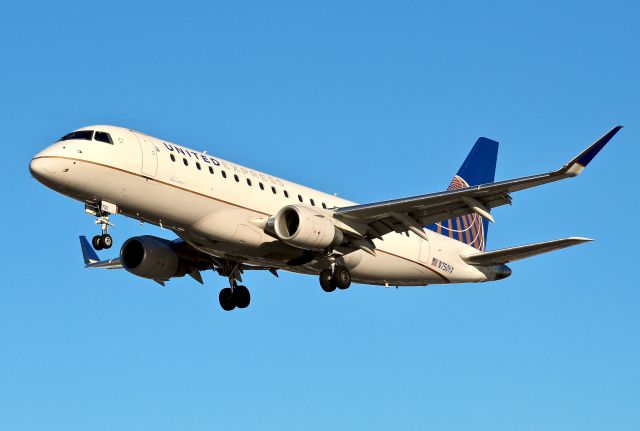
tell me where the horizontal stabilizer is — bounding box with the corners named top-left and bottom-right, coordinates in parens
top-left (79, 235), bottom-right (122, 269)
top-left (461, 237), bottom-right (592, 266)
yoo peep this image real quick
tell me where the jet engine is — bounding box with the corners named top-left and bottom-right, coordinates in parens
top-left (120, 235), bottom-right (182, 280)
top-left (273, 205), bottom-right (344, 251)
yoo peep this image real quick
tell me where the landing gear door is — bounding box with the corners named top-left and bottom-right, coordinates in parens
top-left (135, 133), bottom-right (158, 177)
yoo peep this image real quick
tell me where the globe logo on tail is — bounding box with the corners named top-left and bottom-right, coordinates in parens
top-left (430, 175), bottom-right (487, 251)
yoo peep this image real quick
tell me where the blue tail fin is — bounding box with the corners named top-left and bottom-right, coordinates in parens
top-left (427, 137), bottom-right (499, 251)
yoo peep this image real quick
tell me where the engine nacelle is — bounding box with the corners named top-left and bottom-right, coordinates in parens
top-left (273, 205), bottom-right (343, 251)
top-left (120, 236), bottom-right (181, 280)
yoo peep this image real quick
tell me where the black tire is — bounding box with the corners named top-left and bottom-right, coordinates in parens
top-left (320, 268), bottom-right (336, 292)
top-left (219, 288), bottom-right (235, 311)
top-left (333, 265), bottom-right (351, 290)
top-left (92, 235), bottom-right (103, 250)
top-left (101, 234), bottom-right (113, 249)
top-left (233, 285), bottom-right (251, 309)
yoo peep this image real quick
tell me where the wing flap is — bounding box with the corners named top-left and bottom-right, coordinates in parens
top-left (461, 237), bottom-right (592, 266)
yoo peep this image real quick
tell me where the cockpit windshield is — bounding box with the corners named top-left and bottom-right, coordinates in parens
top-left (61, 130), bottom-right (94, 141)
top-left (59, 130), bottom-right (114, 144)
top-left (94, 131), bottom-right (113, 144)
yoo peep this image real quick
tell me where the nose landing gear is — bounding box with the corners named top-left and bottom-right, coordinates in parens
top-left (92, 233), bottom-right (112, 250)
top-left (92, 214), bottom-right (114, 250)
top-left (86, 202), bottom-right (116, 250)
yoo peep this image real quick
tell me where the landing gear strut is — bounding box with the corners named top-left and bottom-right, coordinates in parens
top-left (319, 264), bottom-right (351, 292)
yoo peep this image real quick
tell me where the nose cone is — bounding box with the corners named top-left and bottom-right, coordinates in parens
top-left (30, 142), bottom-right (65, 185)
top-left (29, 156), bottom-right (52, 184)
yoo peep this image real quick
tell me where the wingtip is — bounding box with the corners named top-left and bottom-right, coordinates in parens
top-left (609, 125), bottom-right (623, 136)
top-left (568, 236), bottom-right (594, 243)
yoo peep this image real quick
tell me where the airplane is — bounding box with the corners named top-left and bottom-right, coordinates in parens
top-left (29, 125), bottom-right (622, 311)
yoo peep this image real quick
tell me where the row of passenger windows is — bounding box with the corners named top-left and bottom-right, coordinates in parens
top-left (169, 153), bottom-right (329, 209)
top-left (60, 130), bottom-right (113, 144)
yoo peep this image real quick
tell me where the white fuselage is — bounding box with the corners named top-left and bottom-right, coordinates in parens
top-left (30, 125), bottom-right (492, 286)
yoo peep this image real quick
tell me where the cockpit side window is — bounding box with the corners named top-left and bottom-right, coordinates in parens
top-left (94, 131), bottom-right (114, 144)
top-left (61, 130), bottom-right (94, 141)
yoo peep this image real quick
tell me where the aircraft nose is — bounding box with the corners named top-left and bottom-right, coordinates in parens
top-left (30, 142), bottom-right (64, 183)
top-left (29, 157), bottom-right (52, 183)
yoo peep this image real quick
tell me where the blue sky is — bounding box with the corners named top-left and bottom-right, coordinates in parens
top-left (1, 1), bottom-right (639, 429)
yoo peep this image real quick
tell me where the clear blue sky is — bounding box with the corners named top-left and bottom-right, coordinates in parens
top-left (1, 1), bottom-right (638, 430)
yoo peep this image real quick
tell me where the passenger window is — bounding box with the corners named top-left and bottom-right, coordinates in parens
top-left (259, 182), bottom-right (264, 190)
top-left (298, 194), bottom-right (303, 202)
top-left (183, 158), bottom-right (188, 166)
top-left (209, 166), bottom-right (214, 174)
top-left (322, 202), bottom-right (327, 209)
top-left (234, 174), bottom-right (239, 182)
top-left (284, 190), bottom-right (289, 198)
top-left (310, 199), bottom-right (315, 206)
top-left (196, 162), bottom-right (201, 170)
top-left (271, 186), bottom-right (277, 194)
top-left (246, 178), bottom-right (252, 186)
top-left (170, 154), bottom-right (175, 162)
top-left (222, 171), bottom-right (227, 178)
top-left (94, 131), bottom-right (113, 144)
top-left (60, 130), bottom-right (93, 141)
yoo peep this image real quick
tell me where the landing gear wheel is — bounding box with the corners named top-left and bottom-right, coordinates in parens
top-left (219, 288), bottom-right (236, 311)
top-left (320, 268), bottom-right (336, 292)
top-left (233, 285), bottom-right (251, 309)
top-left (101, 234), bottom-right (113, 249)
top-left (92, 235), bottom-right (103, 250)
top-left (333, 265), bottom-right (351, 290)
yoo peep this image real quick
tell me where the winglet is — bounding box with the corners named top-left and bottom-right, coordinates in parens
top-left (79, 235), bottom-right (99, 265)
top-left (563, 126), bottom-right (622, 176)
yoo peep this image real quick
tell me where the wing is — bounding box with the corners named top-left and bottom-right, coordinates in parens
top-left (334, 126), bottom-right (622, 240)
top-left (461, 237), bottom-right (592, 266)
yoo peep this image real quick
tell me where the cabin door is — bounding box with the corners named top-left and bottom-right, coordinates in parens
top-left (136, 134), bottom-right (158, 177)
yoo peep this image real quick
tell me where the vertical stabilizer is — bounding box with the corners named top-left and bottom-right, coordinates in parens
top-left (427, 137), bottom-right (498, 251)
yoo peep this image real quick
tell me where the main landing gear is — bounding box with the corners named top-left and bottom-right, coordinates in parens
top-left (319, 264), bottom-right (352, 292)
top-left (215, 261), bottom-right (251, 311)
top-left (219, 283), bottom-right (251, 311)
